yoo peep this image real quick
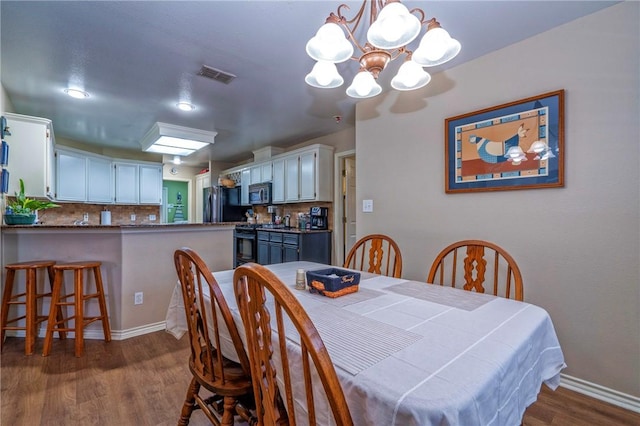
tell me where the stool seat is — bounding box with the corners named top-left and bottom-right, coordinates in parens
top-left (42, 261), bottom-right (111, 357)
top-left (1, 260), bottom-right (64, 355)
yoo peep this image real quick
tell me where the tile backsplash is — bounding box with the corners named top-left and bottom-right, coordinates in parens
top-left (36, 203), bottom-right (161, 226)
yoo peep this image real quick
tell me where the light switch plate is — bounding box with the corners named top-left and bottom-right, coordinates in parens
top-left (362, 199), bottom-right (374, 213)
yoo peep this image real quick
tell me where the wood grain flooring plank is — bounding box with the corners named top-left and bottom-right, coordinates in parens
top-left (2, 332), bottom-right (639, 426)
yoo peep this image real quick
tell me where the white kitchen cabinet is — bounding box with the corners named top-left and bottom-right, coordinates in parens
top-left (261, 162), bottom-right (272, 182)
top-left (250, 164), bottom-right (262, 184)
top-left (221, 144), bottom-right (334, 204)
top-left (299, 151), bottom-right (316, 201)
top-left (114, 162), bottom-right (138, 204)
top-left (284, 155), bottom-right (299, 202)
top-left (56, 149), bottom-right (87, 201)
top-left (271, 158), bottom-right (285, 203)
top-left (2, 112), bottom-right (55, 199)
top-left (240, 168), bottom-right (250, 205)
top-left (87, 155), bottom-right (114, 203)
top-left (139, 164), bottom-right (162, 204)
top-left (194, 172), bottom-right (211, 223)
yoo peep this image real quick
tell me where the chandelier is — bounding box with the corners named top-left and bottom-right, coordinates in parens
top-left (305, 0), bottom-right (461, 98)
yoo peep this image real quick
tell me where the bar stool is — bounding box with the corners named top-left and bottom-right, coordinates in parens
top-left (42, 261), bottom-right (111, 357)
top-left (1, 260), bottom-right (65, 355)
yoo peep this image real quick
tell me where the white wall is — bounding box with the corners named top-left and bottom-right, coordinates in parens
top-left (355, 2), bottom-right (639, 397)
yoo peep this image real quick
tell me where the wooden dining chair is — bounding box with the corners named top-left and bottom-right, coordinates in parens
top-left (233, 263), bottom-right (354, 426)
top-left (173, 248), bottom-right (254, 426)
top-left (343, 233), bottom-right (403, 278)
top-left (426, 239), bottom-right (524, 301)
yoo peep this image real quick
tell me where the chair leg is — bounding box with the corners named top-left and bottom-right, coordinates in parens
top-left (74, 269), bottom-right (84, 357)
top-left (0, 269), bottom-right (16, 350)
top-left (43, 270), bottom-right (64, 357)
top-left (178, 377), bottom-right (200, 426)
top-left (221, 396), bottom-right (237, 426)
top-left (46, 265), bottom-right (66, 340)
top-left (92, 266), bottom-right (111, 342)
top-left (25, 268), bottom-right (37, 355)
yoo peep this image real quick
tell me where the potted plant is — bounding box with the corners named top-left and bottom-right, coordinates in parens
top-left (4, 178), bottom-right (59, 225)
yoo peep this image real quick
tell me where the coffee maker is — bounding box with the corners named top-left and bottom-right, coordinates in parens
top-left (309, 206), bottom-right (328, 230)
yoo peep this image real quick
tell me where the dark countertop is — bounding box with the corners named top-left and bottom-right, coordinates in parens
top-left (256, 227), bottom-right (331, 234)
top-left (1, 222), bottom-right (237, 229)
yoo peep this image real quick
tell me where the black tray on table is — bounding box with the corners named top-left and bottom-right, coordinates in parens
top-left (305, 268), bottom-right (360, 298)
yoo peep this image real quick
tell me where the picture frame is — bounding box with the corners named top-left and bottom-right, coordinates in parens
top-left (444, 89), bottom-right (564, 193)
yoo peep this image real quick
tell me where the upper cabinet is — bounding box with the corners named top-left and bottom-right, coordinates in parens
top-left (114, 162), bottom-right (139, 204)
top-left (114, 161), bottom-right (162, 205)
top-left (138, 164), bottom-right (162, 204)
top-left (2, 113), bottom-right (55, 199)
top-left (281, 145), bottom-right (334, 203)
top-left (87, 155), bottom-right (114, 203)
top-left (56, 148), bottom-right (87, 201)
top-left (55, 145), bottom-right (160, 205)
top-left (221, 144), bottom-right (334, 205)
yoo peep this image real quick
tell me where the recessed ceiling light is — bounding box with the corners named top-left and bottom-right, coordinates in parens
top-left (176, 102), bottom-right (195, 111)
top-left (64, 88), bottom-right (89, 99)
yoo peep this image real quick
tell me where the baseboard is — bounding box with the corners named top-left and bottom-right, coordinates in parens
top-left (560, 373), bottom-right (640, 413)
top-left (8, 321), bottom-right (168, 341)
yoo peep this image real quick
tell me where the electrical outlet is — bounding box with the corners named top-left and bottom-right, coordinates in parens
top-left (83, 213), bottom-right (89, 222)
top-left (149, 214), bottom-right (156, 221)
top-left (134, 292), bottom-right (143, 305)
top-left (130, 214), bottom-right (136, 221)
top-left (362, 199), bottom-right (374, 213)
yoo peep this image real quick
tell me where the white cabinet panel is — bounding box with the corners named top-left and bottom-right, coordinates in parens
top-left (56, 149), bottom-right (87, 201)
top-left (114, 162), bottom-right (138, 204)
top-left (139, 164), bottom-right (162, 204)
top-left (284, 155), bottom-right (299, 202)
top-left (272, 159), bottom-right (285, 203)
top-left (299, 151), bottom-right (316, 201)
top-left (261, 162), bottom-right (272, 182)
top-left (250, 165), bottom-right (262, 184)
top-left (241, 168), bottom-right (250, 205)
top-left (87, 155), bottom-right (113, 203)
top-left (3, 113), bottom-right (55, 199)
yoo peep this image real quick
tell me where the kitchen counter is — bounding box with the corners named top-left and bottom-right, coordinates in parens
top-left (1, 222), bottom-right (236, 229)
top-left (1, 222), bottom-right (235, 339)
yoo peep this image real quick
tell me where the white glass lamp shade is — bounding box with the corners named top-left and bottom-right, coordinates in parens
top-left (305, 61), bottom-right (344, 88)
top-left (306, 22), bottom-right (354, 63)
top-left (527, 140), bottom-right (547, 153)
top-left (346, 71), bottom-right (382, 98)
top-left (413, 27), bottom-right (461, 67)
top-left (505, 146), bottom-right (525, 159)
top-left (537, 149), bottom-right (556, 160)
top-left (391, 60), bottom-right (431, 91)
top-left (367, 2), bottom-right (421, 49)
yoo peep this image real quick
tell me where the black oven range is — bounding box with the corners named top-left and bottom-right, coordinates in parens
top-left (233, 223), bottom-right (289, 267)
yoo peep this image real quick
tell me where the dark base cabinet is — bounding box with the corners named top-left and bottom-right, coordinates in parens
top-left (257, 230), bottom-right (331, 265)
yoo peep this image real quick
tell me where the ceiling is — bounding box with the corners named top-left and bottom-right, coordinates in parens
top-left (1, 1), bottom-right (617, 166)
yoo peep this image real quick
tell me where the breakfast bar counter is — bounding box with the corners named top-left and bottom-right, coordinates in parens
top-left (1, 223), bottom-right (235, 338)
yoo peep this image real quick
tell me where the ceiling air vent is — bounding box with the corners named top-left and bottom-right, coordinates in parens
top-left (197, 65), bottom-right (236, 84)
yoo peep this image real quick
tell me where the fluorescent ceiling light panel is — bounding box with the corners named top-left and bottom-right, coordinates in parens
top-left (140, 122), bottom-right (216, 156)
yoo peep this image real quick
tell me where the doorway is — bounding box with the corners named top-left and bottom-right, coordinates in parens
top-left (334, 150), bottom-right (356, 265)
top-left (162, 178), bottom-right (192, 223)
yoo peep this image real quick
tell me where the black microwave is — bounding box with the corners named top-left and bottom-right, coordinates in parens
top-left (248, 182), bottom-right (272, 205)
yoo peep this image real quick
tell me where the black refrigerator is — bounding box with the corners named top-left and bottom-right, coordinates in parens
top-left (203, 186), bottom-right (245, 222)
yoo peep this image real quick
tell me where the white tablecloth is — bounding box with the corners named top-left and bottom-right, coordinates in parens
top-left (166, 261), bottom-right (566, 426)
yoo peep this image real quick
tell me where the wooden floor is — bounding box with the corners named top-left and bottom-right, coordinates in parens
top-left (2, 331), bottom-right (639, 426)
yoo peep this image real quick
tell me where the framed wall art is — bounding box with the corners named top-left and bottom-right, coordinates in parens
top-left (444, 90), bottom-right (564, 193)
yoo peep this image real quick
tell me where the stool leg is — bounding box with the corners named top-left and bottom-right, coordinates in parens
top-left (74, 269), bottom-right (84, 357)
top-left (93, 266), bottom-right (111, 342)
top-left (1, 269), bottom-right (16, 350)
top-left (46, 265), bottom-right (66, 340)
top-left (25, 268), bottom-right (38, 356)
top-left (42, 270), bottom-right (63, 357)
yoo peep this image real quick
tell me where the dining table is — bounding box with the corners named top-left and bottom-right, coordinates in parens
top-left (166, 261), bottom-right (566, 426)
